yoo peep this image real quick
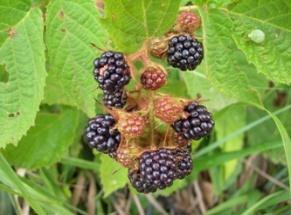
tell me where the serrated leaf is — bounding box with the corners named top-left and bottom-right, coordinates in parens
top-left (226, 0), bottom-right (291, 84)
top-left (198, 8), bottom-right (261, 105)
top-left (182, 71), bottom-right (236, 112)
top-left (2, 107), bottom-right (86, 168)
top-left (0, 0), bottom-right (32, 46)
top-left (0, 8), bottom-right (46, 148)
top-left (103, 0), bottom-right (181, 52)
top-left (99, 155), bottom-right (128, 197)
top-left (44, 0), bottom-right (108, 117)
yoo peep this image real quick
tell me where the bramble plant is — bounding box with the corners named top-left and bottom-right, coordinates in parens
top-left (0, 0), bottom-right (291, 214)
top-left (85, 12), bottom-right (214, 193)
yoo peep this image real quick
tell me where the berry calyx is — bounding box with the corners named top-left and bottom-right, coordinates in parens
top-left (149, 37), bottom-right (168, 57)
top-left (176, 11), bottom-right (201, 33)
top-left (117, 112), bottom-right (147, 138)
top-left (93, 51), bottom-right (131, 92)
top-left (172, 101), bottom-right (214, 140)
top-left (167, 34), bottom-right (203, 71)
top-left (103, 89), bottom-right (127, 109)
top-left (84, 114), bottom-right (121, 154)
top-left (141, 65), bottom-right (167, 90)
top-left (154, 96), bottom-right (183, 124)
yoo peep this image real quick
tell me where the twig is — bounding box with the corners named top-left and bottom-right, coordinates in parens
top-left (132, 194), bottom-right (145, 215)
top-left (86, 173), bottom-right (96, 215)
top-left (243, 160), bottom-right (289, 191)
top-left (72, 173), bottom-right (85, 208)
top-left (145, 194), bottom-right (168, 215)
top-left (113, 202), bottom-right (127, 215)
top-left (193, 181), bottom-right (207, 214)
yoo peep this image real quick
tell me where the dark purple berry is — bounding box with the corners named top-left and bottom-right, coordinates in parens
top-left (167, 34), bottom-right (203, 71)
top-left (84, 114), bottom-right (121, 154)
top-left (103, 89), bottom-right (127, 108)
top-left (93, 51), bottom-right (131, 92)
top-left (172, 102), bottom-right (214, 140)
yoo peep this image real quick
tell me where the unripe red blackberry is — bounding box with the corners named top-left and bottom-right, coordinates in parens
top-left (117, 113), bottom-right (147, 138)
top-left (103, 89), bottom-right (127, 109)
top-left (172, 101), bottom-right (214, 140)
top-left (141, 65), bottom-right (167, 90)
top-left (114, 143), bottom-right (142, 168)
top-left (167, 34), bottom-right (203, 71)
top-left (84, 114), bottom-right (121, 154)
top-left (177, 11), bottom-right (201, 33)
top-left (154, 96), bottom-right (183, 124)
top-left (93, 51), bottom-right (131, 92)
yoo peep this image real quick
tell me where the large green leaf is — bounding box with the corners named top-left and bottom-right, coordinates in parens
top-left (197, 8), bottom-right (261, 105)
top-left (2, 107), bottom-right (86, 168)
top-left (227, 0), bottom-right (291, 84)
top-left (0, 8), bottom-right (46, 148)
top-left (102, 0), bottom-right (181, 52)
top-left (44, 0), bottom-right (108, 116)
top-left (99, 155), bottom-right (128, 197)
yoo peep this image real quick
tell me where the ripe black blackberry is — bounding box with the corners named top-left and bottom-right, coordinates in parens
top-left (139, 148), bottom-right (176, 189)
top-left (128, 169), bottom-right (158, 193)
top-left (84, 114), bottom-right (121, 154)
top-left (103, 89), bottom-right (127, 108)
top-left (167, 34), bottom-right (203, 71)
top-left (172, 102), bottom-right (214, 140)
top-left (174, 147), bottom-right (193, 179)
top-left (93, 51), bottom-right (131, 92)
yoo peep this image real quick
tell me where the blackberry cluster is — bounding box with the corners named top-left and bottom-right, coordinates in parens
top-left (172, 102), bottom-right (214, 140)
top-left (93, 51), bottom-right (131, 108)
top-left (128, 148), bottom-right (193, 193)
top-left (103, 90), bottom-right (127, 108)
top-left (84, 114), bottom-right (121, 154)
top-left (167, 34), bottom-right (203, 71)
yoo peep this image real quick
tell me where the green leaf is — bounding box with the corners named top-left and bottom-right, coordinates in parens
top-left (197, 8), bottom-right (261, 105)
top-left (193, 141), bottom-right (282, 176)
top-left (242, 191), bottom-right (291, 215)
top-left (266, 111), bottom-right (291, 192)
top-left (44, 0), bottom-right (108, 116)
top-left (226, 0), bottom-right (291, 84)
top-left (182, 71), bottom-right (236, 112)
top-left (0, 154), bottom-right (73, 214)
top-left (0, 0), bottom-right (32, 46)
top-left (99, 155), bottom-right (128, 197)
top-left (2, 107), bottom-right (86, 168)
top-left (0, 8), bottom-right (46, 148)
top-left (103, 0), bottom-right (182, 52)
top-left (215, 104), bottom-right (246, 183)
